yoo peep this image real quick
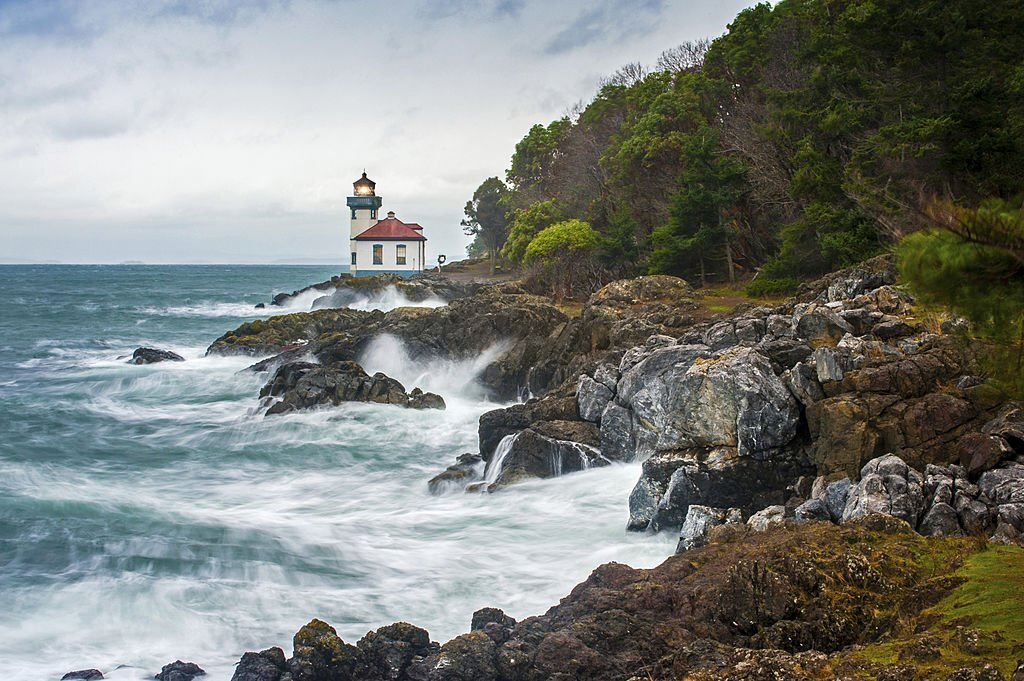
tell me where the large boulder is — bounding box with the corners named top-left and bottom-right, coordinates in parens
top-left (354, 622), bottom-right (435, 681)
top-left (484, 426), bottom-right (605, 489)
top-left (628, 447), bottom-right (812, 534)
top-left (611, 346), bottom-right (800, 461)
top-left (841, 454), bottom-right (925, 528)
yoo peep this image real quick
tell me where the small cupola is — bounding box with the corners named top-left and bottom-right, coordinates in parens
top-left (386, 211), bottom-right (396, 219)
top-left (353, 171), bottom-right (375, 196)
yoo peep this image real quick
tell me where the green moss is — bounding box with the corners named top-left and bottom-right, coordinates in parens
top-left (842, 542), bottom-right (1024, 678)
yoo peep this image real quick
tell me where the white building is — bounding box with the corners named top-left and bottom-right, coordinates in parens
top-left (347, 172), bottom-right (426, 277)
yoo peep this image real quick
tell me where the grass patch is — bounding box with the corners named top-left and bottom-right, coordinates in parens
top-left (841, 542), bottom-right (1024, 678)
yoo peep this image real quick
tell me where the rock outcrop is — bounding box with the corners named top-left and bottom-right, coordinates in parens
top-left (227, 518), bottom-right (1024, 680)
top-left (259, 361), bottom-right (444, 415)
top-left (266, 272), bottom-right (481, 309)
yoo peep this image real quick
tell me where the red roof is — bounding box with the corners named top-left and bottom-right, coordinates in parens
top-left (354, 217), bottom-right (426, 241)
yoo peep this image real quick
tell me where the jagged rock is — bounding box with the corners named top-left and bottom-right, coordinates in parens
top-left (821, 478), bottom-right (852, 522)
top-left (230, 648), bottom-right (287, 681)
top-left (612, 345), bottom-right (800, 460)
top-left (919, 502), bottom-right (963, 536)
top-left (793, 305), bottom-right (854, 346)
top-left (784, 362), bottom-right (826, 407)
top-left (470, 608), bottom-right (517, 645)
top-left (130, 347), bottom-right (185, 364)
top-left (812, 346), bottom-right (853, 383)
top-left (598, 402), bottom-right (635, 462)
top-left (842, 454), bottom-right (925, 528)
top-left (155, 661), bottom-right (206, 681)
top-left (747, 505), bottom-right (787, 532)
top-left (997, 503), bottom-right (1024, 533)
top-left (978, 465), bottom-right (1024, 505)
top-left (677, 505), bottom-right (744, 552)
top-left (576, 374), bottom-right (612, 423)
top-left (61, 671), bottom-right (104, 681)
top-left (630, 447), bottom-right (812, 534)
top-left (260, 361), bottom-right (444, 415)
top-left (758, 337), bottom-right (812, 371)
top-left (407, 631), bottom-right (497, 681)
top-left (477, 397), bottom-right (578, 461)
top-left (794, 498), bottom-right (830, 522)
top-left (427, 454), bottom-right (484, 494)
top-left (872, 319), bottom-right (917, 339)
top-left (982, 404), bottom-right (1024, 454)
top-left (354, 622), bottom-right (435, 681)
top-left (290, 619), bottom-right (358, 681)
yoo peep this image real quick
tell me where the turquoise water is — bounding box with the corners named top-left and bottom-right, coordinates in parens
top-left (0, 265), bottom-right (673, 680)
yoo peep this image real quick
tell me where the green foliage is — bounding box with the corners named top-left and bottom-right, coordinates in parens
top-left (524, 219), bottom-right (598, 263)
top-left (466, 0), bottom-right (1024, 293)
top-left (462, 177), bottom-right (510, 274)
top-left (502, 200), bottom-right (565, 264)
top-left (899, 197), bottom-right (1024, 393)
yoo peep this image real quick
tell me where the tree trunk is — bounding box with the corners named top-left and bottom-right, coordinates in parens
top-left (699, 255), bottom-right (706, 287)
top-left (489, 245), bottom-right (496, 276)
top-left (725, 239), bottom-right (735, 285)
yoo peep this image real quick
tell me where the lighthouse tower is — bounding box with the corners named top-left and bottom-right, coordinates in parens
top-left (345, 171), bottom-right (426, 277)
top-left (347, 171), bottom-right (383, 270)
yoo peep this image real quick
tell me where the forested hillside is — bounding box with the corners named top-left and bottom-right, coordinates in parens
top-left (463, 0), bottom-right (1024, 297)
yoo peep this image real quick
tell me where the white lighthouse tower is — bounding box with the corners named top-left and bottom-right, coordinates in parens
top-left (345, 171), bottom-right (426, 277)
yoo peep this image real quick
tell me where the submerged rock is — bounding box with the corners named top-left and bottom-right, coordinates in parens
top-left (427, 453), bottom-right (484, 495)
top-left (130, 347), bottom-right (185, 364)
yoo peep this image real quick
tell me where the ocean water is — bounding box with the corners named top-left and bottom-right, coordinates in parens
top-left (0, 265), bottom-right (674, 681)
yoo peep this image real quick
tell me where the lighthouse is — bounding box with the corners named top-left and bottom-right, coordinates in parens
top-left (346, 172), bottom-right (427, 277)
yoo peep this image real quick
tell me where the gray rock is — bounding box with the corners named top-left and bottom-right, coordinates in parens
top-left (784, 362), bottom-right (825, 406)
top-left (842, 454), bottom-right (925, 528)
top-left (489, 429), bottom-right (606, 488)
top-left (812, 346), bottom-right (853, 383)
top-left (822, 478), bottom-right (852, 522)
top-left (592, 362), bottom-right (619, 391)
top-left (627, 451), bottom-right (690, 531)
top-left (794, 498), bottom-right (831, 522)
top-left (633, 447), bottom-right (811, 534)
top-left (991, 522), bottom-right (1021, 544)
top-left (918, 502), bottom-right (962, 537)
top-left (747, 505), bottom-right (786, 532)
top-left (794, 306), bottom-right (854, 345)
top-left (978, 465), bottom-right (1024, 505)
top-left (576, 375), bottom-right (612, 423)
top-left (598, 402), bottom-right (636, 462)
top-left (997, 503), bottom-right (1024, 532)
top-left (955, 494), bottom-right (994, 535)
top-left (758, 338), bottom-right (812, 371)
top-left (676, 505), bottom-right (744, 552)
top-left (612, 346), bottom-right (799, 460)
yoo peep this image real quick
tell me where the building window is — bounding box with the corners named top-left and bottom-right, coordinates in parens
top-left (370, 209), bottom-right (377, 219)
top-left (351, 251), bottom-right (357, 266)
top-left (396, 244), bottom-right (407, 265)
top-left (372, 244), bottom-right (383, 265)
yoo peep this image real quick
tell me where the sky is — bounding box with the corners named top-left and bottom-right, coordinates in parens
top-left (0, 0), bottom-right (755, 264)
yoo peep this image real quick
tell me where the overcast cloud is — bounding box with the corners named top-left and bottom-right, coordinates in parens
top-left (0, 0), bottom-right (754, 264)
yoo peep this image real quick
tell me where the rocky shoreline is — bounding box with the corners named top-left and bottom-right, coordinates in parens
top-left (99, 262), bottom-right (1024, 680)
